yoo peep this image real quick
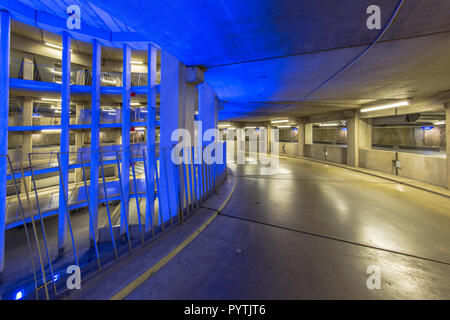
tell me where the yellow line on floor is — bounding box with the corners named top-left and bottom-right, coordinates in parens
top-left (110, 171), bottom-right (236, 300)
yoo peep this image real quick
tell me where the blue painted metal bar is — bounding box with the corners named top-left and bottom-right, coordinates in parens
top-left (145, 44), bottom-right (157, 232)
top-left (8, 125), bottom-right (62, 131)
top-left (99, 152), bottom-right (118, 260)
top-left (142, 149), bottom-right (154, 237)
top-left (130, 154), bottom-right (144, 244)
top-left (121, 44), bottom-right (131, 236)
top-left (90, 39), bottom-right (101, 243)
top-left (57, 153), bottom-right (79, 266)
top-left (28, 154), bottom-right (57, 295)
top-left (58, 31), bottom-right (71, 254)
top-left (80, 152), bottom-right (101, 270)
top-left (0, 10), bottom-right (10, 274)
top-left (152, 149), bottom-right (164, 232)
top-left (115, 151), bottom-right (132, 250)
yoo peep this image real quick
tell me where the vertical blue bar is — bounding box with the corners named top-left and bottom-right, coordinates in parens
top-left (146, 44), bottom-right (157, 231)
top-left (121, 45), bottom-right (131, 236)
top-left (0, 10), bottom-right (10, 274)
top-left (89, 40), bottom-right (101, 241)
top-left (58, 31), bottom-right (71, 253)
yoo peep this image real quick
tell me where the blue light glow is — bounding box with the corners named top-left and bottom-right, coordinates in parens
top-left (342, 127), bottom-right (348, 131)
top-left (422, 126), bottom-right (434, 131)
top-left (53, 273), bottom-right (60, 282)
top-left (15, 290), bottom-right (24, 300)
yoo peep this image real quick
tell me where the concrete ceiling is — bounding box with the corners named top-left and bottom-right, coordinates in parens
top-left (16, 0), bottom-right (450, 120)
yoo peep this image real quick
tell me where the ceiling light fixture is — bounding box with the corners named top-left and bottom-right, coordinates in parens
top-left (101, 79), bottom-right (117, 84)
top-left (41, 98), bottom-right (61, 102)
top-left (361, 101), bottom-right (409, 113)
top-left (271, 119), bottom-right (289, 124)
top-left (44, 42), bottom-right (72, 52)
top-left (319, 123), bottom-right (339, 127)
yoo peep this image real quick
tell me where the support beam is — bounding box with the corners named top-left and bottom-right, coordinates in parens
top-left (305, 123), bottom-right (313, 145)
top-left (121, 44), bottom-right (131, 236)
top-left (359, 118), bottom-right (372, 150)
top-left (58, 31), bottom-right (71, 254)
top-left (346, 112), bottom-right (360, 167)
top-left (297, 119), bottom-right (305, 157)
top-left (446, 105), bottom-right (450, 189)
top-left (21, 56), bottom-right (33, 194)
top-left (145, 44), bottom-right (157, 231)
top-left (0, 10), bottom-right (10, 275)
top-left (160, 50), bottom-right (185, 222)
top-left (89, 40), bottom-right (101, 241)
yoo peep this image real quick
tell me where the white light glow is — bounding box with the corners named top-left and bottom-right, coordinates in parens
top-left (434, 121), bottom-right (446, 125)
top-left (101, 78), bottom-right (117, 84)
top-left (271, 119), bottom-right (289, 124)
top-left (319, 123), bottom-right (339, 127)
top-left (41, 129), bottom-right (61, 133)
top-left (131, 60), bottom-right (143, 65)
top-left (41, 98), bottom-right (61, 102)
top-left (361, 101), bottom-right (409, 113)
top-left (44, 42), bottom-right (72, 52)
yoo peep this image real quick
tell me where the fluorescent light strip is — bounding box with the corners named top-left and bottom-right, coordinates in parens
top-left (434, 121), bottom-right (446, 125)
top-left (245, 127), bottom-right (257, 129)
top-left (41, 129), bottom-right (61, 133)
top-left (271, 119), bottom-right (289, 124)
top-left (101, 79), bottom-right (117, 84)
top-left (277, 125), bottom-right (291, 128)
top-left (319, 123), bottom-right (339, 127)
top-left (361, 101), bottom-right (409, 113)
top-left (218, 124), bottom-right (231, 128)
top-left (41, 98), bottom-right (61, 102)
top-left (131, 61), bottom-right (143, 65)
top-left (130, 102), bottom-right (141, 106)
top-left (44, 42), bottom-right (72, 52)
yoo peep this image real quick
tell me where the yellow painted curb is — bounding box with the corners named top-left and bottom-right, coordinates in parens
top-left (110, 171), bottom-right (236, 300)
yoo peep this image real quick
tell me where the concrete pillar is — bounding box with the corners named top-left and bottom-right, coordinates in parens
top-left (267, 126), bottom-right (272, 153)
top-left (305, 123), bottom-right (313, 145)
top-left (236, 126), bottom-right (245, 164)
top-left (74, 104), bottom-right (84, 183)
top-left (160, 50), bottom-right (186, 222)
top-left (21, 97), bottom-right (33, 193)
top-left (359, 118), bottom-right (372, 150)
top-left (297, 119), bottom-right (305, 157)
top-left (120, 45), bottom-right (131, 236)
top-left (89, 40), bottom-right (101, 241)
top-left (58, 31), bottom-right (71, 254)
top-left (198, 83), bottom-right (217, 193)
top-left (0, 10), bottom-right (11, 275)
top-left (446, 106), bottom-right (450, 189)
top-left (145, 44), bottom-right (157, 231)
top-left (347, 112), bottom-right (360, 167)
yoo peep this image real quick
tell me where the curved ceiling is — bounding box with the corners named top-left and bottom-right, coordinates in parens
top-left (8, 0), bottom-right (450, 121)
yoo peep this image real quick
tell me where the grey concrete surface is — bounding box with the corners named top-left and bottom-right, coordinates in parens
top-left (124, 156), bottom-right (450, 299)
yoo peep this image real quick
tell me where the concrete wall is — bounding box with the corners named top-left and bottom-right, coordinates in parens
top-left (397, 152), bottom-right (447, 187)
top-left (280, 142), bottom-right (298, 156)
top-left (373, 126), bottom-right (445, 149)
top-left (304, 144), bottom-right (347, 164)
top-left (359, 149), bottom-right (396, 175)
top-left (359, 148), bottom-right (447, 187)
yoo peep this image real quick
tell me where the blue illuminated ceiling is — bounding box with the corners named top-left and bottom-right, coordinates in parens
top-left (3, 0), bottom-right (450, 121)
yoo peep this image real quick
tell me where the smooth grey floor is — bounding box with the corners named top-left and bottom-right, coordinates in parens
top-left (125, 156), bottom-right (450, 299)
